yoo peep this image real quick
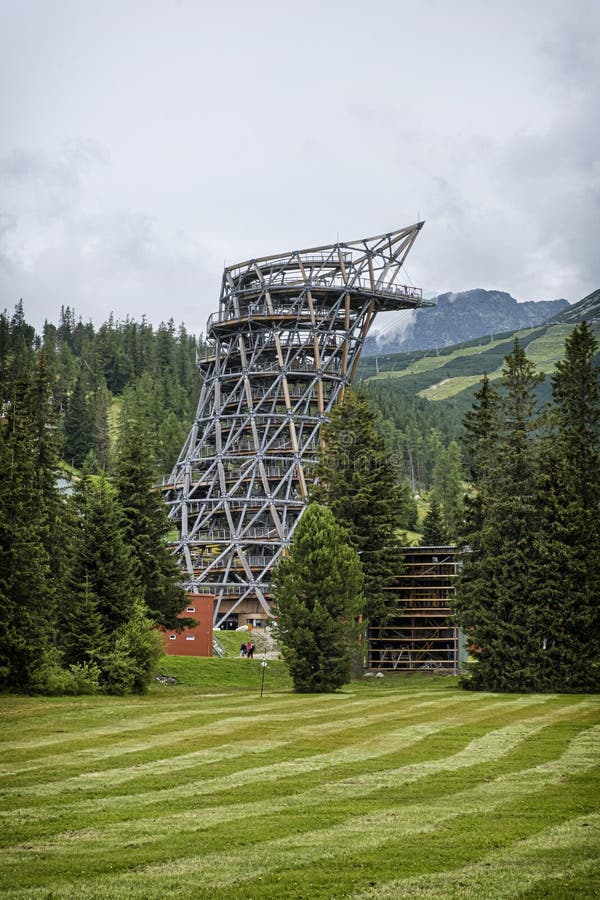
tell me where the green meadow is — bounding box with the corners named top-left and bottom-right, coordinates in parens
top-left (1, 659), bottom-right (599, 899)
top-left (360, 322), bottom-right (600, 408)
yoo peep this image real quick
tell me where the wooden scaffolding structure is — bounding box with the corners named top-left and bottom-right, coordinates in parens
top-left (367, 546), bottom-right (463, 673)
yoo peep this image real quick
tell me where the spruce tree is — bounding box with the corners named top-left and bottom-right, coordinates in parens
top-left (454, 341), bottom-right (545, 691)
top-left (272, 503), bottom-right (363, 692)
top-left (311, 390), bottom-right (403, 624)
top-left (115, 419), bottom-right (185, 628)
top-left (28, 351), bottom-right (73, 617)
top-left (0, 363), bottom-right (56, 687)
top-left (63, 372), bottom-right (93, 468)
top-left (60, 573), bottom-right (106, 666)
top-left (462, 373), bottom-right (500, 481)
top-left (431, 440), bottom-right (464, 540)
top-left (460, 373), bottom-right (501, 544)
top-left (530, 323), bottom-right (600, 690)
top-left (69, 474), bottom-right (138, 636)
top-left (422, 497), bottom-right (448, 544)
top-left (92, 381), bottom-right (112, 472)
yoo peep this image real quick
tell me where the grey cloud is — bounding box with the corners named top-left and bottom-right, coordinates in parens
top-left (1, 1), bottom-right (599, 331)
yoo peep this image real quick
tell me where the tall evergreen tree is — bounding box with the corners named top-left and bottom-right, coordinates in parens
top-left (273, 503), bottom-right (363, 693)
top-left (311, 390), bottom-right (403, 624)
top-left (92, 380), bottom-right (112, 472)
top-left (115, 420), bottom-right (185, 628)
top-left (431, 440), bottom-right (464, 539)
top-left (0, 358), bottom-right (63, 688)
top-left (530, 323), bottom-right (600, 690)
top-left (63, 372), bottom-right (94, 467)
top-left (0, 415), bottom-right (37, 688)
top-left (454, 340), bottom-right (545, 691)
top-left (462, 373), bottom-right (500, 482)
top-left (68, 474), bottom-right (138, 637)
top-left (60, 573), bottom-right (105, 667)
top-left (27, 351), bottom-right (73, 631)
top-left (422, 497), bottom-right (448, 545)
top-left (460, 373), bottom-right (501, 544)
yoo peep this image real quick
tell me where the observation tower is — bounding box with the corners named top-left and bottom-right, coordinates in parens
top-left (164, 223), bottom-right (430, 627)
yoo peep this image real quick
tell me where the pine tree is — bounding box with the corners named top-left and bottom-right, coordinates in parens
top-left (69, 474), bottom-right (138, 637)
top-left (311, 390), bottom-right (403, 624)
top-left (460, 373), bottom-right (501, 544)
top-left (422, 497), bottom-right (448, 545)
top-left (530, 323), bottom-right (600, 690)
top-left (115, 420), bottom-right (185, 628)
top-left (92, 381), bottom-right (112, 471)
top-left (431, 440), bottom-right (464, 539)
top-left (462, 373), bottom-right (500, 481)
top-left (0, 361), bottom-right (58, 688)
top-left (454, 340), bottom-right (545, 691)
top-left (272, 503), bottom-right (363, 692)
top-left (27, 351), bottom-right (73, 640)
top-left (63, 372), bottom-right (94, 467)
top-left (60, 573), bottom-right (106, 666)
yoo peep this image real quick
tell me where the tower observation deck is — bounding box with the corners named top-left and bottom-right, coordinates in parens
top-left (164, 223), bottom-right (430, 627)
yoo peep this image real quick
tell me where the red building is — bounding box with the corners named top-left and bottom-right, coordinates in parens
top-left (161, 593), bottom-right (214, 657)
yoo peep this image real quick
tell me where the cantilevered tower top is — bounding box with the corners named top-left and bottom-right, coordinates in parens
top-left (220, 222), bottom-right (427, 307)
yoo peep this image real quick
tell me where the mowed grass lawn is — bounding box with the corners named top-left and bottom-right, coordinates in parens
top-left (1, 659), bottom-right (599, 899)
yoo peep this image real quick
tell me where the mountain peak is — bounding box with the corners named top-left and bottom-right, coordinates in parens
top-left (365, 289), bottom-right (570, 355)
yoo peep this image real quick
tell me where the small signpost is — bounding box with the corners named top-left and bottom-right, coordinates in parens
top-left (260, 658), bottom-right (268, 699)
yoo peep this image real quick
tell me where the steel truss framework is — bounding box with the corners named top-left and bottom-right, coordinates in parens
top-left (164, 223), bottom-right (430, 626)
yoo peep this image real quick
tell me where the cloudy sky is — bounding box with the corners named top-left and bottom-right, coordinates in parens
top-left (1, 0), bottom-right (599, 336)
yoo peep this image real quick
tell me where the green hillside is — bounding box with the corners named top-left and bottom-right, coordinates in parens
top-left (358, 320), bottom-right (600, 412)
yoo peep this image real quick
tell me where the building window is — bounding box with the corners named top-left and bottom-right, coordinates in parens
top-left (185, 635), bottom-right (196, 641)
top-left (169, 635), bottom-right (176, 641)
top-left (186, 606), bottom-right (196, 612)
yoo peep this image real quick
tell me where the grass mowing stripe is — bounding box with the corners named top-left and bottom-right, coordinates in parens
top-left (0, 694), bottom-right (550, 777)
top-left (6, 718), bottom-right (595, 859)
top-left (0, 690), bottom-right (555, 762)
top-left (4, 712), bottom-right (593, 859)
top-left (1, 699), bottom-right (591, 820)
top-left (0, 722), bottom-right (445, 806)
top-left (0, 740), bottom-right (290, 794)
top-left (7, 723), bottom-right (596, 898)
top-left (351, 813), bottom-right (600, 898)
top-left (2, 693), bottom-right (562, 785)
top-left (298, 693), bottom-right (550, 737)
top-left (0, 691), bottom-right (447, 759)
top-left (1, 692), bottom-right (474, 785)
top-left (0, 690), bottom-right (359, 748)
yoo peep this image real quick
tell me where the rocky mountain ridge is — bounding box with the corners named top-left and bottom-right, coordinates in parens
top-left (364, 289), bottom-right (569, 355)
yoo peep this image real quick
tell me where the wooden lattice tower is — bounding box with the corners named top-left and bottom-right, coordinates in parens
top-left (164, 224), bottom-right (429, 626)
top-left (368, 546), bottom-right (462, 672)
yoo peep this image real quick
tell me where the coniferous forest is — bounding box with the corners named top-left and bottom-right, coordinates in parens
top-left (1, 301), bottom-right (598, 694)
top-left (454, 326), bottom-right (600, 692)
top-left (0, 302), bottom-right (198, 694)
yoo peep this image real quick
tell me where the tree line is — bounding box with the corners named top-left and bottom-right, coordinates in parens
top-left (454, 324), bottom-right (600, 692)
top-left (0, 301), bottom-right (202, 478)
top-left (0, 306), bottom-right (188, 694)
top-left (2, 301), bottom-right (468, 538)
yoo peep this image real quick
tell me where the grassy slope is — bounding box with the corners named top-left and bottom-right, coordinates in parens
top-left (359, 322), bottom-right (600, 410)
top-left (1, 664), bottom-right (598, 899)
